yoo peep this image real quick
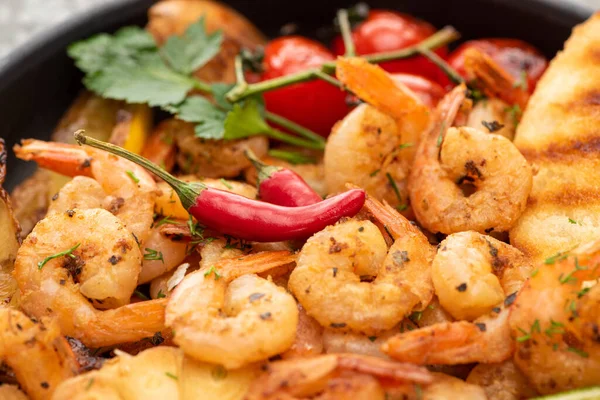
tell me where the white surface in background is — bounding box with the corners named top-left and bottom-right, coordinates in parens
top-left (0, 0), bottom-right (598, 63)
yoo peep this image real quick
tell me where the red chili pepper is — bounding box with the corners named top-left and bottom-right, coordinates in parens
top-left (74, 132), bottom-right (364, 242)
top-left (245, 150), bottom-right (321, 207)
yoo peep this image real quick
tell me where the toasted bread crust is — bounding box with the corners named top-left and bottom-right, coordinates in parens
top-left (510, 13), bottom-right (600, 262)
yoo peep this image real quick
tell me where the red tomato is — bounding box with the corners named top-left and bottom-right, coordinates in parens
top-left (261, 36), bottom-right (349, 137)
top-left (447, 39), bottom-right (548, 93)
top-left (390, 74), bottom-right (446, 108)
top-left (331, 10), bottom-right (449, 86)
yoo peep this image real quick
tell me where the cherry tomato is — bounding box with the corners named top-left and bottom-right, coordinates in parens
top-left (447, 39), bottom-right (548, 93)
top-left (390, 74), bottom-right (446, 108)
top-left (331, 10), bottom-right (449, 86)
top-left (261, 36), bottom-right (349, 137)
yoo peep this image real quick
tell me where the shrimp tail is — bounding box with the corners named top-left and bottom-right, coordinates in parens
top-left (336, 57), bottom-right (428, 120)
top-left (14, 139), bottom-right (93, 178)
top-left (363, 194), bottom-right (422, 240)
top-left (463, 47), bottom-right (529, 111)
top-left (336, 354), bottom-right (433, 384)
top-left (217, 251), bottom-right (297, 281)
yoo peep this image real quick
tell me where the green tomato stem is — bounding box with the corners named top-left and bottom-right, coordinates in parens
top-left (338, 9), bottom-right (356, 57)
top-left (225, 26), bottom-right (460, 102)
top-left (417, 48), bottom-right (464, 85)
top-left (265, 112), bottom-right (326, 144)
top-left (264, 126), bottom-right (325, 150)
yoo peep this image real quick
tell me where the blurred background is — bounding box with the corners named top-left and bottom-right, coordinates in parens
top-left (0, 0), bottom-right (598, 63)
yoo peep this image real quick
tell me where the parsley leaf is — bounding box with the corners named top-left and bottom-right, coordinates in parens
top-left (223, 98), bottom-right (268, 140)
top-left (161, 17), bottom-right (223, 75)
top-left (169, 96), bottom-right (227, 139)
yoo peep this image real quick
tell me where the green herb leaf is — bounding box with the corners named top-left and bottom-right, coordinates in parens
top-left (223, 99), bottom-right (269, 140)
top-left (134, 289), bottom-right (149, 300)
top-left (211, 365), bottom-right (228, 381)
top-left (165, 372), bottom-right (178, 380)
top-left (38, 243), bottom-right (80, 270)
top-left (157, 289), bottom-right (166, 299)
top-left (219, 178), bottom-right (234, 190)
top-left (126, 170), bottom-right (140, 184)
top-left (160, 17), bottom-right (223, 75)
top-left (167, 96), bottom-right (227, 139)
top-left (204, 265), bottom-right (221, 280)
top-left (144, 248), bottom-right (164, 263)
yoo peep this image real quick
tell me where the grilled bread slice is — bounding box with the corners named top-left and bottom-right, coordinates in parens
top-left (510, 13), bottom-right (600, 262)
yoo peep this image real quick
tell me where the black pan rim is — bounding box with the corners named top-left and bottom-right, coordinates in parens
top-left (0, 0), bottom-right (593, 93)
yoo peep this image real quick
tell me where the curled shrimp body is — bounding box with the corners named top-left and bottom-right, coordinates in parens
top-left (137, 227), bottom-right (188, 284)
top-left (15, 139), bottom-right (157, 243)
top-left (409, 86), bottom-right (532, 234)
top-left (466, 360), bottom-right (538, 400)
top-left (509, 240), bottom-right (600, 395)
top-left (383, 307), bottom-right (514, 365)
top-left (466, 98), bottom-right (516, 140)
top-left (288, 217), bottom-right (433, 336)
top-left (244, 354), bottom-right (433, 400)
top-left (433, 231), bottom-right (532, 321)
top-left (166, 256), bottom-right (299, 369)
top-left (14, 208), bottom-right (166, 347)
top-left (0, 308), bottom-right (77, 400)
top-left (326, 58), bottom-right (430, 210)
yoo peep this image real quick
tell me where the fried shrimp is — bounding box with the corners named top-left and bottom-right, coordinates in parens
top-left (244, 354), bottom-right (433, 400)
top-left (433, 231), bottom-right (532, 321)
top-left (15, 139), bottom-right (157, 243)
top-left (466, 97), bottom-right (516, 140)
top-left (409, 85), bottom-right (532, 234)
top-left (14, 208), bottom-right (166, 347)
top-left (383, 307), bottom-right (514, 365)
top-left (325, 58), bottom-right (430, 210)
top-left (166, 253), bottom-right (299, 368)
top-left (288, 216), bottom-right (433, 335)
top-left (0, 308), bottom-right (77, 400)
top-left (509, 239), bottom-right (600, 395)
top-left (282, 304), bottom-right (324, 359)
top-left (467, 360), bottom-right (538, 400)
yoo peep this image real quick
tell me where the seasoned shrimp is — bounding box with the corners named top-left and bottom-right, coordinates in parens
top-left (138, 227), bottom-right (188, 284)
top-left (467, 360), bottom-right (538, 400)
top-left (433, 231), bottom-right (532, 321)
top-left (244, 354), bottom-right (433, 400)
top-left (14, 208), bottom-right (166, 347)
top-left (166, 253), bottom-right (299, 368)
top-left (170, 119), bottom-right (269, 178)
top-left (409, 85), bottom-right (532, 234)
top-left (466, 97), bottom-right (516, 140)
top-left (509, 239), bottom-right (600, 395)
top-left (288, 216), bottom-right (434, 335)
top-left (383, 307), bottom-right (514, 365)
top-left (0, 308), bottom-right (77, 400)
top-left (53, 346), bottom-right (261, 400)
top-left (15, 139), bottom-right (157, 243)
top-left (282, 303), bottom-right (324, 359)
top-left (325, 58), bottom-right (430, 210)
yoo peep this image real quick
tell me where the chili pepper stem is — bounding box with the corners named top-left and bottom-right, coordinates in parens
top-left (244, 149), bottom-right (281, 184)
top-left (73, 130), bottom-right (203, 210)
top-left (225, 26), bottom-right (460, 102)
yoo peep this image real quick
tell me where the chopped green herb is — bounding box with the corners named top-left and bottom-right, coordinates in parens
top-left (211, 365), bottom-right (228, 381)
top-left (386, 173), bottom-right (404, 207)
top-left (157, 289), bottom-right (166, 299)
top-left (144, 248), bottom-right (164, 263)
top-left (414, 383), bottom-right (423, 400)
top-left (368, 336), bottom-right (377, 342)
top-left (437, 121), bottom-right (446, 147)
top-left (154, 215), bottom-right (177, 228)
top-left (38, 243), bottom-right (81, 270)
top-left (516, 319), bottom-right (540, 342)
top-left (568, 218), bottom-right (578, 225)
top-left (134, 289), bottom-right (149, 300)
top-left (531, 268), bottom-right (539, 277)
top-left (398, 142), bottom-right (414, 149)
top-left (544, 320), bottom-right (565, 337)
top-left (86, 378), bottom-right (94, 391)
top-left (396, 203), bottom-right (408, 211)
top-left (187, 215), bottom-right (204, 238)
top-left (567, 346), bottom-right (589, 358)
top-left (505, 104), bottom-right (522, 127)
top-left (204, 265), bottom-right (221, 280)
top-left (577, 287), bottom-right (591, 298)
top-left (544, 251), bottom-right (569, 265)
top-left (219, 178), bottom-right (233, 190)
top-left (369, 169), bottom-right (381, 177)
top-left (165, 372), bottom-right (178, 380)
top-left (558, 257), bottom-right (587, 285)
top-left (409, 311), bottom-right (422, 322)
top-left (125, 170), bottom-right (140, 184)
top-left (512, 70), bottom-right (528, 91)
